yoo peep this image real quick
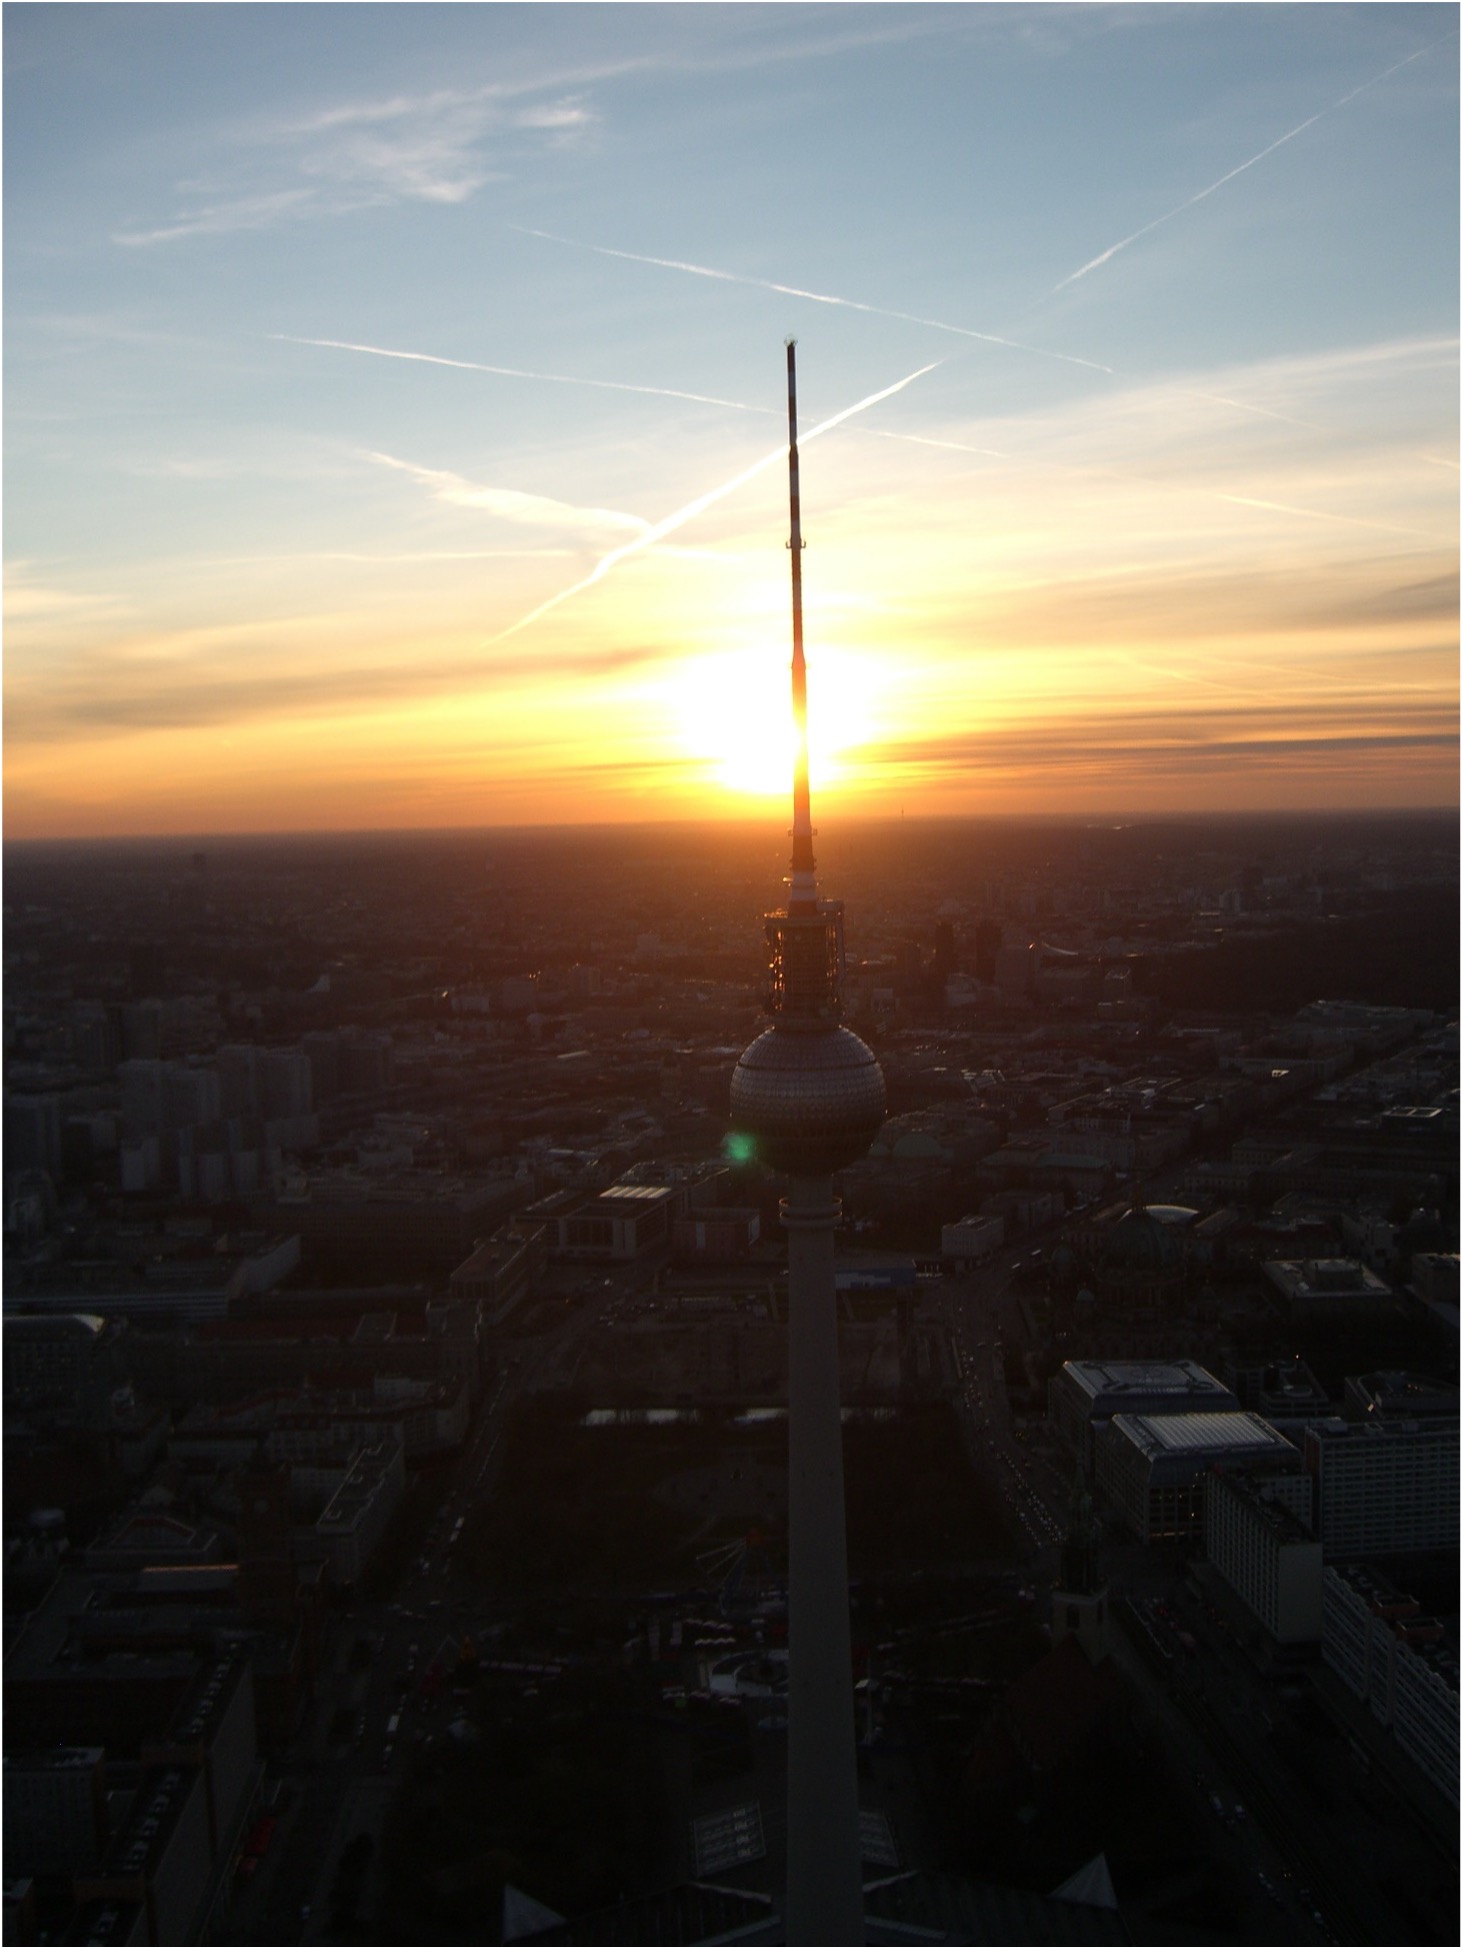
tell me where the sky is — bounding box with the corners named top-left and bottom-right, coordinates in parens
top-left (4, 2), bottom-right (1458, 839)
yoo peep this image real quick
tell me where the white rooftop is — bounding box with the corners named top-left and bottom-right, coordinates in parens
top-left (1111, 1410), bottom-right (1293, 1461)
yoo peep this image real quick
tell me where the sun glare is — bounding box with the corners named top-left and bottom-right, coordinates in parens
top-left (669, 646), bottom-right (878, 798)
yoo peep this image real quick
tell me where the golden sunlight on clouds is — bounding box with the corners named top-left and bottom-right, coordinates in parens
top-left (4, 333), bottom-right (1454, 837)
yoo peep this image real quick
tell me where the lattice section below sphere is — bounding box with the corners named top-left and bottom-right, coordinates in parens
top-left (730, 1025), bottom-right (886, 1176)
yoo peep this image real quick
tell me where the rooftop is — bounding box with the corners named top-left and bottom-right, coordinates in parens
top-left (1062, 1359), bottom-right (1231, 1403)
top-left (1111, 1410), bottom-right (1293, 1461)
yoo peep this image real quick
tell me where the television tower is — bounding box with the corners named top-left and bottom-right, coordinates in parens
top-left (730, 341), bottom-right (886, 1945)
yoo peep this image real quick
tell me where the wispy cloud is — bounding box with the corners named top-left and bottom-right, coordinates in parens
top-left (115, 190), bottom-right (315, 248)
top-left (106, 11), bottom-right (952, 251)
top-left (366, 452), bottom-right (649, 538)
top-left (271, 333), bottom-right (771, 415)
top-left (513, 226), bottom-right (1114, 375)
top-left (494, 356), bottom-right (941, 642)
top-left (850, 339), bottom-right (1456, 559)
top-left (4, 577), bottom-right (118, 621)
top-left (6, 622), bottom-right (673, 743)
top-left (1052, 34), bottom-right (1454, 292)
top-left (112, 79), bottom-right (602, 246)
top-left (873, 699), bottom-right (1459, 781)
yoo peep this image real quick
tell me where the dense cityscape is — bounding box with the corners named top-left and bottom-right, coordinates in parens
top-left (3, 808), bottom-right (1456, 1946)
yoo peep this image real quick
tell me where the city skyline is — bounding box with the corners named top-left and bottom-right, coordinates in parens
top-left (5, 2), bottom-right (1458, 839)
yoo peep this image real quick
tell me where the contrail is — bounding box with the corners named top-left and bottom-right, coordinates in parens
top-left (269, 333), bottom-right (772, 415)
top-left (871, 430), bottom-right (1445, 541)
top-left (1171, 389), bottom-right (1320, 432)
top-left (867, 428), bottom-right (1014, 461)
top-left (512, 227), bottom-right (1345, 432)
top-left (494, 357), bottom-right (941, 643)
top-left (512, 225), bottom-right (1114, 374)
top-left (1213, 492), bottom-right (1441, 541)
top-left (1053, 35), bottom-right (1453, 293)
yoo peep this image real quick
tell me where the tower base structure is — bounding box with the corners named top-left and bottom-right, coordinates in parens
top-left (783, 1175), bottom-right (865, 1947)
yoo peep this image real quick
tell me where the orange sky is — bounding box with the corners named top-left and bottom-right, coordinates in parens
top-left (6, 10), bottom-right (1457, 836)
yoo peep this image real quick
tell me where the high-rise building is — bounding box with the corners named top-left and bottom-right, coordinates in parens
top-left (1049, 1358), bottom-right (1239, 1468)
top-left (260, 1047), bottom-right (313, 1119)
top-left (217, 1044), bottom-right (262, 1117)
top-left (1206, 1460), bottom-right (1322, 1644)
top-left (1323, 1565), bottom-right (1458, 1806)
top-left (161, 1062), bottom-right (221, 1134)
top-left (2, 1748), bottom-right (108, 1876)
top-left (3, 1094), bottom-right (63, 1175)
top-left (1303, 1415), bottom-right (1459, 1558)
top-left (118, 1059), bottom-right (166, 1139)
top-left (729, 344), bottom-right (886, 1945)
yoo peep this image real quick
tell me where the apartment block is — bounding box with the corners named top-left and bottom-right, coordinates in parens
top-left (1304, 1416), bottom-right (1459, 1559)
top-left (1206, 1462), bottom-right (1322, 1643)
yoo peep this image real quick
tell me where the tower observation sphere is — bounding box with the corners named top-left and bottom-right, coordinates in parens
top-left (730, 1021), bottom-right (885, 1176)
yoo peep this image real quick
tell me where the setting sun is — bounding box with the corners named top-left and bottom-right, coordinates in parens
top-left (667, 644), bottom-right (881, 798)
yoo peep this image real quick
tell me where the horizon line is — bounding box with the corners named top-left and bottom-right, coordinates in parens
top-left (6, 801), bottom-right (1458, 849)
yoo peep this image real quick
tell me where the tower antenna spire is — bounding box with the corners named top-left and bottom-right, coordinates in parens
top-left (786, 337), bottom-right (817, 912)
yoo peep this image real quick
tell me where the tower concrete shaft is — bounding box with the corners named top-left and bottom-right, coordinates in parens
top-left (784, 1177), bottom-right (865, 1947)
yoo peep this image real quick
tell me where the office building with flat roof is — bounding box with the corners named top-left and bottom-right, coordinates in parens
top-left (1097, 1411), bottom-right (1294, 1545)
top-left (1342, 1370), bottom-right (1459, 1422)
top-left (527, 1182), bottom-right (675, 1260)
top-left (1049, 1359), bottom-right (1239, 1466)
top-left (315, 1440), bottom-right (405, 1584)
top-left (1263, 1256), bottom-right (1394, 1320)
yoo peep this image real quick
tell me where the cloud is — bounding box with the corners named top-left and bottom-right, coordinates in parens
top-left (366, 451), bottom-right (649, 537)
top-left (944, 556), bottom-right (1459, 652)
top-left (112, 75), bottom-right (603, 246)
top-left (105, 14), bottom-right (950, 250)
top-left (2, 563), bottom-right (135, 638)
top-left (871, 698), bottom-right (1459, 782)
top-left (513, 99), bottom-right (594, 133)
top-left (861, 333), bottom-right (1457, 551)
top-left (114, 189), bottom-right (316, 247)
top-left (4, 580), bottom-right (115, 621)
top-left (6, 625), bottom-right (673, 744)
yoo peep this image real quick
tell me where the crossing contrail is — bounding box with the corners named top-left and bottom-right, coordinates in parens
top-left (494, 356), bottom-right (941, 643)
top-left (1053, 35), bottom-right (1453, 293)
top-left (512, 225), bottom-right (1114, 374)
top-left (270, 333), bottom-right (772, 414)
top-left (510, 228), bottom-right (1346, 433)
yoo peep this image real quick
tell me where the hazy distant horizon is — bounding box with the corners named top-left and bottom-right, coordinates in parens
top-left (6, 802), bottom-right (1457, 857)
